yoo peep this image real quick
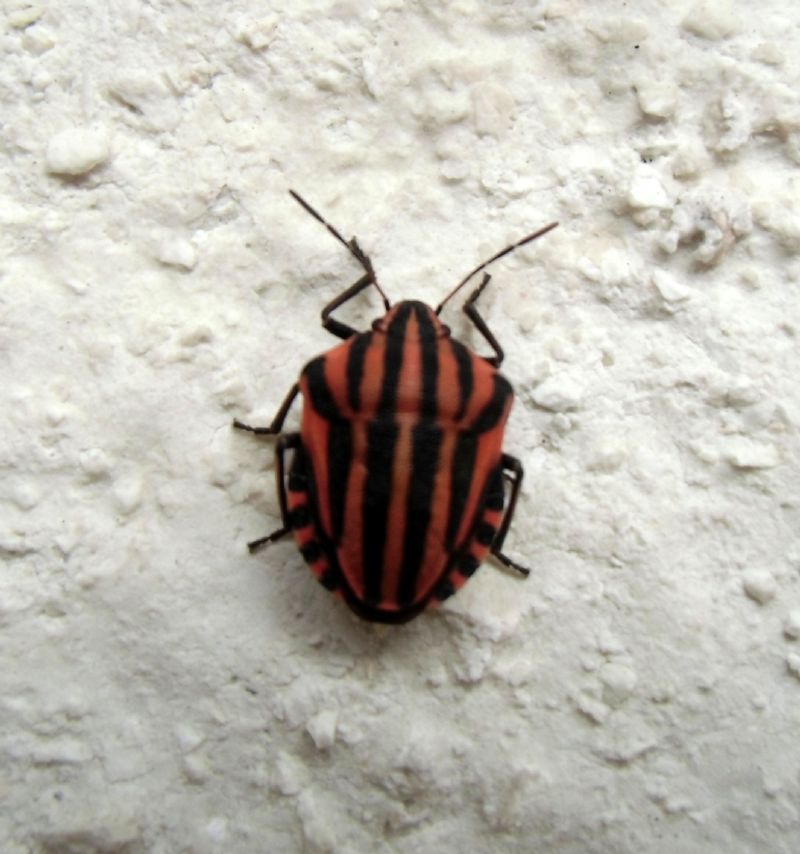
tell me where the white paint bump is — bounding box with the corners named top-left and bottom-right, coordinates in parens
top-left (783, 610), bottom-right (800, 640)
top-left (723, 438), bottom-right (779, 471)
top-left (742, 569), bottom-right (777, 605)
top-left (628, 169), bottom-right (672, 210)
top-left (636, 82), bottom-right (678, 119)
top-left (600, 662), bottom-right (638, 708)
top-left (307, 708), bottom-right (338, 750)
top-left (531, 374), bottom-right (585, 412)
top-left (682, 0), bottom-right (740, 40)
top-left (46, 127), bottom-right (110, 176)
top-left (157, 237), bottom-right (198, 271)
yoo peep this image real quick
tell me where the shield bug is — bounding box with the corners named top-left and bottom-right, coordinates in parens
top-left (235, 191), bottom-right (557, 623)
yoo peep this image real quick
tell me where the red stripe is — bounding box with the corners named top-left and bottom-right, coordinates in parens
top-left (382, 311), bottom-right (418, 604)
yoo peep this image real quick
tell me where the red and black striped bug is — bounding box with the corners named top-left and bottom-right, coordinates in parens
top-left (235, 191), bottom-right (557, 623)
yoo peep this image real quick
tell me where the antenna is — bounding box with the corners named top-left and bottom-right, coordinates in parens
top-left (435, 221), bottom-right (559, 315)
top-left (289, 190), bottom-right (391, 310)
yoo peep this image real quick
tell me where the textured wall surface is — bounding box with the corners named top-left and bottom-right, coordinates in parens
top-left (2, 1), bottom-right (800, 852)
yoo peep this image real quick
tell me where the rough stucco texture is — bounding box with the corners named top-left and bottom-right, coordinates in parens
top-left (2, 1), bottom-right (800, 852)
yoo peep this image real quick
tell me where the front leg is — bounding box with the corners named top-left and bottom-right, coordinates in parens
top-left (320, 272), bottom-right (377, 340)
top-left (463, 273), bottom-right (504, 368)
top-left (289, 190), bottom-right (390, 339)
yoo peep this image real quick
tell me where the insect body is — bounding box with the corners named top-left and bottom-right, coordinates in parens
top-left (235, 191), bottom-right (557, 623)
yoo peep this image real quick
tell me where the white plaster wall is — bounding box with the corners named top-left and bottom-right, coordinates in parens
top-left (2, 1), bottom-right (799, 851)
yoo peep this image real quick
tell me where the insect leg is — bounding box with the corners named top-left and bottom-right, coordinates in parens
top-left (246, 432), bottom-right (301, 553)
top-left (463, 273), bottom-right (504, 368)
top-left (491, 452), bottom-right (530, 576)
top-left (233, 383), bottom-right (300, 435)
top-left (289, 190), bottom-right (391, 338)
top-left (321, 272), bottom-right (377, 340)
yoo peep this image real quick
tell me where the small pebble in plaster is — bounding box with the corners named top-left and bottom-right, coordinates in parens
top-left (182, 753), bottom-right (210, 784)
top-left (751, 42), bottom-right (784, 67)
top-left (105, 748), bottom-right (149, 783)
top-left (8, 4), bottom-right (45, 28)
top-left (787, 653), bottom-right (800, 681)
top-left (274, 751), bottom-right (307, 796)
top-left (30, 737), bottom-right (93, 764)
top-left (783, 610), bottom-right (800, 640)
top-left (681, 0), bottom-right (740, 40)
top-left (596, 630), bottom-right (626, 656)
top-left (595, 724), bottom-right (657, 764)
top-left (157, 238), bottom-right (198, 271)
top-left (204, 818), bottom-right (230, 844)
top-left (531, 374), bottom-right (584, 412)
top-left (671, 141), bottom-right (711, 179)
top-left (723, 437), bottom-right (779, 470)
top-left (234, 14), bottom-right (278, 50)
top-left (652, 270), bottom-right (691, 305)
top-left (600, 662), bottom-right (638, 708)
top-left (22, 25), bottom-right (55, 54)
top-left (10, 481), bottom-right (40, 510)
top-left (297, 790), bottom-right (337, 851)
top-left (576, 692), bottom-right (609, 724)
top-left (307, 709), bottom-right (338, 750)
top-left (689, 439), bottom-right (720, 468)
top-left (585, 437), bottom-right (626, 473)
top-left (113, 471), bottom-right (143, 515)
top-left (742, 569), bottom-right (777, 605)
top-left (707, 375), bottom-right (760, 409)
top-left (46, 127), bottom-right (110, 176)
top-left (79, 448), bottom-right (113, 479)
top-left (45, 402), bottom-right (69, 426)
top-left (628, 168), bottom-right (672, 210)
top-left (754, 203), bottom-right (800, 256)
top-left (179, 324), bottom-right (214, 347)
top-left (175, 724), bottom-right (204, 753)
top-left (636, 82), bottom-right (677, 119)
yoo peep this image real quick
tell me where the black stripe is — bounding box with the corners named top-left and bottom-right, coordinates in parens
top-left (471, 374), bottom-right (512, 433)
top-left (303, 356), bottom-right (339, 419)
top-left (476, 521), bottom-right (496, 546)
top-left (397, 423), bottom-right (443, 606)
top-left (413, 303), bottom-right (438, 343)
top-left (288, 471), bottom-right (307, 492)
top-left (484, 464), bottom-right (504, 511)
top-left (289, 505), bottom-right (311, 529)
top-left (301, 541), bottom-right (322, 563)
top-left (485, 493), bottom-right (504, 511)
top-left (319, 568), bottom-right (338, 591)
top-left (447, 432), bottom-right (477, 549)
top-left (327, 421), bottom-right (352, 545)
top-left (434, 578), bottom-right (456, 601)
top-left (347, 332), bottom-right (372, 411)
top-left (449, 339), bottom-right (473, 422)
top-left (304, 354), bottom-right (352, 544)
top-left (458, 553), bottom-right (480, 577)
top-left (378, 302), bottom-right (413, 411)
